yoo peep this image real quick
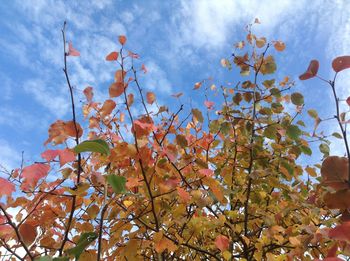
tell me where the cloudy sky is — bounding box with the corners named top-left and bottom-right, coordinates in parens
top-left (0, 0), bottom-right (349, 170)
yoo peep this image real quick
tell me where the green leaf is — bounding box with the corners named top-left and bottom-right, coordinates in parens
top-left (53, 258), bottom-right (69, 261)
top-left (291, 92), bottom-right (304, 106)
top-left (300, 145), bottom-right (312, 156)
top-left (35, 257), bottom-right (52, 261)
top-left (319, 143), bottom-right (330, 156)
top-left (286, 125), bottom-right (301, 140)
top-left (262, 79), bottom-right (275, 88)
top-left (66, 232), bottom-right (98, 259)
top-left (107, 175), bottom-right (127, 194)
top-left (332, 132), bottom-right (343, 139)
top-left (307, 109), bottom-right (318, 119)
top-left (192, 109), bottom-right (204, 123)
top-left (74, 139), bottom-right (110, 155)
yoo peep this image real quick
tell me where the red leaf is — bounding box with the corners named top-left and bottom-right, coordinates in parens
top-left (215, 235), bottom-right (229, 251)
top-left (329, 222), bottom-right (350, 242)
top-left (83, 86), bottom-right (94, 103)
top-left (332, 56), bottom-right (350, 73)
top-left (119, 35), bottom-right (127, 45)
top-left (299, 60), bottom-right (319, 80)
top-left (67, 42), bottom-right (80, 56)
top-left (106, 51), bottom-right (118, 61)
top-left (21, 164), bottom-right (50, 189)
top-left (146, 92), bottom-right (156, 104)
top-left (346, 97), bottom-right (350, 106)
top-left (0, 178), bottom-right (15, 196)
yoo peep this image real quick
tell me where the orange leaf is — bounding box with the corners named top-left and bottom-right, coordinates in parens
top-left (100, 99), bottom-right (116, 117)
top-left (256, 37), bottom-right (266, 48)
top-left (193, 82), bottom-right (202, 90)
top-left (324, 189), bottom-right (350, 209)
top-left (177, 187), bottom-right (190, 203)
top-left (83, 86), bottom-right (94, 102)
top-left (332, 56), bottom-right (350, 73)
top-left (64, 121), bottom-right (83, 138)
top-left (109, 82), bottom-right (125, 98)
top-left (119, 35), bottom-right (127, 45)
top-left (141, 64), bottom-right (147, 73)
top-left (274, 41), bottom-right (286, 51)
top-left (114, 70), bottom-right (126, 83)
top-left (127, 93), bottom-right (134, 106)
top-left (321, 156), bottom-right (348, 188)
top-left (19, 223), bottom-right (37, 246)
top-left (67, 42), bottom-right (80, 56)
top-left (58, 149), bottom-right (76, 166)
top-left (0, 178), bottom-right (15, 196)
top-left (106, 51), bottom-right (119, 61)
top-left (199, 169), bottom-right (213, 177)
top-left (146, 92), bottom-right (156, 104)
top-left (299, 60), bottom-right (319, 80)
top-left (215, 235), bottom-right (229, 251)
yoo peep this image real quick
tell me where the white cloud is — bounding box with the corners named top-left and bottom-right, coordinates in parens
top-left (142, 61), bottom-right (172, 94)
top-left (0, 139), bottom-right (22, 171)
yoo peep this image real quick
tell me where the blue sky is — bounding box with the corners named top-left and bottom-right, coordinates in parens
top-left (0, 0), bottom-right (349, 170)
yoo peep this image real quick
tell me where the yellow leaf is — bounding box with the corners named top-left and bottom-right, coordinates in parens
top-left (123, 200), bottom-right (133, 208)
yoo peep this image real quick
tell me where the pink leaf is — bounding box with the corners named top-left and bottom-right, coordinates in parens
top-left (0, 178), bottom-right (15, 196)
top-left (199, 169), bottom-right (214, 177)
top-left (21, 164), bottom-right (50, 189)
top-left (215, 235), bottom-right (229, 252)
top-left (41, 150), bottom-right (59, 161)
top-left (204, 100), bottom-right (214, 109)
top-left (68, 42), bottom-right (80, 56)
top-left (57, 149), bottom-right (76, 166)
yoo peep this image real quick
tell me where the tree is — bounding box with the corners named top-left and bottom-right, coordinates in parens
top-left (0, 20), bottom-right (350, 261)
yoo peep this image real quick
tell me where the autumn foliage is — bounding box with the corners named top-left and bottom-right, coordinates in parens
top-left (1, 21), bottom-right (350, 260)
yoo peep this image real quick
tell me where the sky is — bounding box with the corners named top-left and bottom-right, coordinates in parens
top-left (0, 0), bottom-right (349, 171)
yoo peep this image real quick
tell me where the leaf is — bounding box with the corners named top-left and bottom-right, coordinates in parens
top-left (274, 41), bottom-right (286, 51)
top-left (319, 143), bottom-right (330, 157)
top-left (176, 135), bottom-right (188, 148)
top-left (321, 156), bottom-right (348, 188)
top-left (256, 37), bottom-right (266, 48)
top-left (106, 51), bottom-right (118, 61)
top-left (146, 92), bottom-right (156, 104)
top-left (118, 35), bottom-right (127, 45)
top-left (19, 223), bottom-right (37, 246)
top-left (67, 42), bottom-right (80, 56)
top-left (66, 232), bottom-right (98, 259)
top-left (332, 56), bottom-right (350, 72)
top-left (58, 149), bottom-right (75, 166)
top-left (0, 178), bottom-right (15, 197)
top-left (192, 109), bottom-right (203, 123)
top-left (109, 82), bottom-right (125, 98)
top-left (215, 235), bottom-right (229, 252)
top-left (299, 60), bottom-right (319, 80)
top-left (347, 96), bottom-right (350, 106)
top-left (193, 82), bottom-right (202, 90)
top-left (22, 164), bottom-right (50, 189)
top-left (204, 100), bottom-right (214, 109)
top-left (332, 132), bottom-right (343, 139)
top-left (83, 86), bottom-right (94, 102)
top-left (199, 169), bottom-right (214, 177)
top-left (171, 92), bottom-right (183, 98)
top-left (74, 139), bottom-right (110, 155)
top-left (106, 175), bottom-right (127, 194)
top-left (291, 92), bottom-right (304, 106)
top-left (260, 55), bottom-right (276, 75)
top-left (286, 125), bottom-right (301, 140)
top-left (329, 222), bottom-right (350, 242)
top-left (177, 187), bottom-right (190, 203)
top-left (324, 189), bottom-right (350, 209)
top-left (307, 109), bottom-right (318, 119)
